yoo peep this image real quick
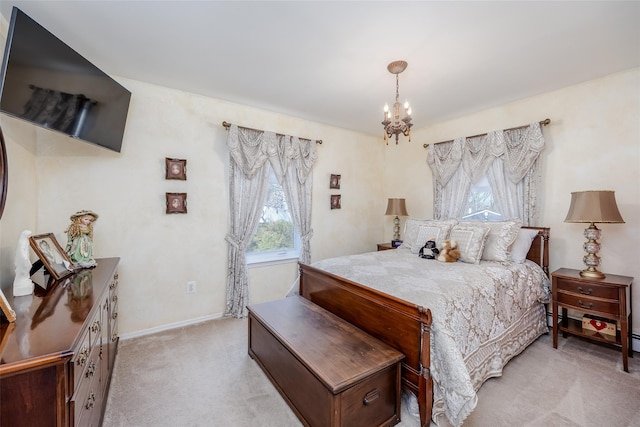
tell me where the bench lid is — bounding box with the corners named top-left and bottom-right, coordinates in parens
top-left (248, 296), bottom-right (404, 393)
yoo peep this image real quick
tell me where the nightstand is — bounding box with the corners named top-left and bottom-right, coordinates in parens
top-left (377, 243), bottom-right (396, 251)
top-left (551, 268), bottom-right (633, 372)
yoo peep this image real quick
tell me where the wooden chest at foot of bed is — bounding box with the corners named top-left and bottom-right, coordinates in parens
top-left (248, 296), bottom-right (404, 427)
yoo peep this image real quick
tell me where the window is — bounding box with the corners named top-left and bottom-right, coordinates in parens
top-left (461, 175), bottom-right (503, 221)
top-left (246, 169), bottom-right (300, 265)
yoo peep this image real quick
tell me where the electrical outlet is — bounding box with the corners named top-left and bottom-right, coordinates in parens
top-left (186, 281), bottom-right (197, 294)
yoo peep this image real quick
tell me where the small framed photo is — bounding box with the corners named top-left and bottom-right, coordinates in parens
top-left (0, 288), bottom-right (15, 322)
top-left (29, 233), bottom-right (74, 281)
top-left (330, 174), bottom-right (341, 189)
top-left (166, 192), bottom-right (187, 214)
top-left (165, 158), bottom-right (187, 180)
top-left (331, 194), bottom-right (341, 210)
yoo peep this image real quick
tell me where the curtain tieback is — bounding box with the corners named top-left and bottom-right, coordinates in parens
top-left (301, 230), bottom-right (314, 243)
top-left (225, 234), bottom-right (246, 251)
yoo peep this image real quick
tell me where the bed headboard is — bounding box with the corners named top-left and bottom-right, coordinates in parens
top-left (522, 226), bottom-right (550, 277)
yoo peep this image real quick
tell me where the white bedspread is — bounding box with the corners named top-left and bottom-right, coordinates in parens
top-left (311, 248), bottom-right (551, 426)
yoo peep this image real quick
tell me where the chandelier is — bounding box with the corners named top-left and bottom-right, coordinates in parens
top-left (382, 60), bottom-right (413, 145)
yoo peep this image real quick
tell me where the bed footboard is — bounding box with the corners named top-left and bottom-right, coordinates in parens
top-left (299, 263), bottom-right (433, 427)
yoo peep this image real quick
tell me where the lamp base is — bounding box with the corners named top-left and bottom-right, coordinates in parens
top-left (580, 267), bottom-right (606, 279)
top-left (579, 223), bottom-right (606, 279)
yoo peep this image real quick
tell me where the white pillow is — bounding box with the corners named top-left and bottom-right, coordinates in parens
top-left (460, 219), bottom-right (522, 263)
top-left (449, 224), bottom-right (491, 264)
top-left (400, 219), bottom-right (431, 250)
top-left (401, 218), bottom-right (457, 251)
top-left (510, 228), bottom-right (540, 263)
top-left (411, 224), bottom-right (450, 254)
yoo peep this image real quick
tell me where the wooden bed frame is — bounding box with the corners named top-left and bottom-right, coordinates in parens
top-left (299, 226), bottom-right (549, 427)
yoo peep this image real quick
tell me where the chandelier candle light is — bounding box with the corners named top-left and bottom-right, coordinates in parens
top-left (382, 60), bottom-right (413, 145)
top-left (564, 190), bottom-right (625, 279)
top-left (385, 198), bottom-right (409, 247)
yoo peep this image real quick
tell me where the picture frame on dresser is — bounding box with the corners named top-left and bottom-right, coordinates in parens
top-left (29, 233), bottom-right (74, 281)
top-left (0, 288), bottom-right (15, 323)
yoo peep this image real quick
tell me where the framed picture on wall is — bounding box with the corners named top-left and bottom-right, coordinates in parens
top-left (330, 174), bottom-right (341, 189)
top-left (29, 233), bottom-right (74, 281)
top-left (331, 194), bottom-right (341, 210)
top-left (165, 158), bottom-right (187, 180)
top-left (166, 192), bottom-right (187, 214)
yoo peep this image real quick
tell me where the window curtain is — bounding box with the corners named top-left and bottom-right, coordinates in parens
top-left (426, 122), bottom-right (545, 225)
top-left (225, 125), bottom-right (318, 318)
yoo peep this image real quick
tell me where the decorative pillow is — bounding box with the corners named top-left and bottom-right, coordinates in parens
top-left (510, 228), bottom-right (540, 263)
top-left (401, 219), bottom-right (457, 251)
top-left (411, 224), bottom-right (451, 254)
top-left (400, 219), bottom-right (431, 251)
top-left (448, 224), bottom-right (490, 264)
top-left (460, 219), bottom-right (522, 262)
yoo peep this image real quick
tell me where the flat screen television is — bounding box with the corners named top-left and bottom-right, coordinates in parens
top-left (0, 7), bottom-right (131, 153)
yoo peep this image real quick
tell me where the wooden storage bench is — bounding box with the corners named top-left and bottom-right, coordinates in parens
top-left (248, 296), bottom-right (404, 427)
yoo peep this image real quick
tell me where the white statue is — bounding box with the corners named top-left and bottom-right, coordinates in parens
top-left (13, 230), bottom-right (34, 296)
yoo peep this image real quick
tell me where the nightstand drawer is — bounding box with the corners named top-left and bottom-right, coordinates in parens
top-left (556, 279), bottom-right (619, 300)
top-left (557, 292), bottom-right (620, 315)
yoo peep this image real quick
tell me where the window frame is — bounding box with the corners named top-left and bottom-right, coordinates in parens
top-left (245, 169), bottom-right (301, 267)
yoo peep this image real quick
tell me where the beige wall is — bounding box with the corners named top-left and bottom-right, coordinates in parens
top-left (0, 77), bottom-right (385, 334)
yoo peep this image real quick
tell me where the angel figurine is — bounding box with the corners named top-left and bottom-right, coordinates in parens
top-left (65, 210), bottom-right (99, 268)
top-left (13, 229), bottom-right (34, 296)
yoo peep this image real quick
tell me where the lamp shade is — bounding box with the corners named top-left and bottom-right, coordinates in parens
top-left (385, 198), bottom-right (408, 216)
top-left (564, 190), bottom-right (624, 224)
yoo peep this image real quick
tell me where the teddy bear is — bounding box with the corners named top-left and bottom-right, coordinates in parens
top-left (418, 240), bottom-right (439, 259)
top-left (437, 239), bottom-right (461, 263)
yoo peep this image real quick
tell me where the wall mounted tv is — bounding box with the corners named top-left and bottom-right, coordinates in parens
top-left (0, 7), bottom-right (131, 153)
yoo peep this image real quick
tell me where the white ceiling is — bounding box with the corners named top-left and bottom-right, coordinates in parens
top-left (2, 1), bottom-right (639, 136)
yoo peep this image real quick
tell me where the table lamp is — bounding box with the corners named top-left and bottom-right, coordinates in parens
top-left (385, 198), bottom-right (408, 247)
top-left (564, 190), bottom-right (624, 279)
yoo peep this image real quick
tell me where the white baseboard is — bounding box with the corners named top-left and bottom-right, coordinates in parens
top-left (119, 312), bottom-right (224, 341)
top-left (546, 311), bottom-right (639, 353)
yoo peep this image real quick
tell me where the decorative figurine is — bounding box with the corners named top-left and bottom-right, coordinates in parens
top-left (13, 230), bottom-right (34, 296)
top-left (65, 210), bottom-right (99, 268)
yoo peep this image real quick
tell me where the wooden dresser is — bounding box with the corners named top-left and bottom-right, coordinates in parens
top-left (248, 296), bottom-right (404, 427)
top-left (0, 257), bottom-right (120, 427)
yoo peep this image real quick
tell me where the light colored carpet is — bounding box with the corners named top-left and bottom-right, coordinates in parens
top-left (103, 317), bottom-right (640, 427)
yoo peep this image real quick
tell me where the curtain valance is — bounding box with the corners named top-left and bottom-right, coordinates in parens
top-left (227, 125), bottom-right (318, 182)
top-left (426, 122), bottom-right (544, 186)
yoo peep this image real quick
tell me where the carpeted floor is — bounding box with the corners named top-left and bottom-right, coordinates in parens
top-left (103, 317), bottom-right (640, 426)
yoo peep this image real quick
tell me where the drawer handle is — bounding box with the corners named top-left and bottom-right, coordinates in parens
top-left (112, 312), bottom-right (118, 320)
top-left (112, 295), bottom-right (118, 303)
top-left (86, 361), bottom-right (96, 378)
top-left (363, 389), bottom-right (380, 405)
top-left (578, 300), bottom-right (593, 309)
top-left (91, 320), bottom-right (101, 333)
top-left (112, 333), bottom-right (118, 342)
top-left (577, 286), bottom-right (593, 295)
top-left (85, 392), bottom-right (96, 410)
top-left (77, 347), bottom-right (89, 367)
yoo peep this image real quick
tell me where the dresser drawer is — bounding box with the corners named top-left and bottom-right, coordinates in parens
top-left (556, 292), bottom-right (620, 315)
top-left (71, 344), bottom-right (101, 426)
top-left (71, 329), bottom-right (92, 392)
top-left (556, 278), bottom-right (619, 300)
